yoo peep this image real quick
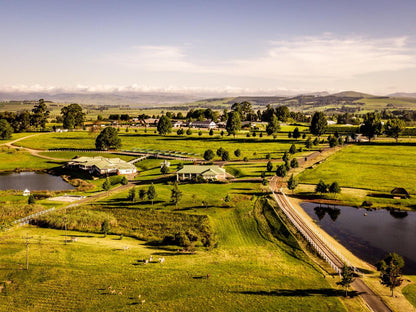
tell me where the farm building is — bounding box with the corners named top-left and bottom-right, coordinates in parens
top-left (176, 165), bottom-right (226, 181)
top-left (190, 120), bottom-right (217, 129)
top-left (67, 156), bottom-right (137, 176)
top-left (391, 187), bottom-right (410, 199)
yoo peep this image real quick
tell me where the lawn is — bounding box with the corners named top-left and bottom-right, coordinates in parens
top-left (297, 143), bottom-right (416, 195)
top-left (15, 130), bottom-right (320, 160)
top-left (0, 198), bottom-right (348, 311)
top-left (0, 148), bottom-right (64, 171)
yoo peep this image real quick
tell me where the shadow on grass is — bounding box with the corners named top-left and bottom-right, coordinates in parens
top-left (233, 288), bottom-right (360, 297)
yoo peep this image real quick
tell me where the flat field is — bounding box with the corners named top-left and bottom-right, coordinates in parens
top-left (297, 143), bottom-right (416, 195)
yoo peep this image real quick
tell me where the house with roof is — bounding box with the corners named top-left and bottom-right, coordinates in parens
top-left (67, 156), bottom-right (137, 176)
top-left (176, 165), bottom-right (226, 181)
top-left (190, 120), bottom-right (217, 129)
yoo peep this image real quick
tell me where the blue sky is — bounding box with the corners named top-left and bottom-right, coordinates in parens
top-left (1, 0), bottom-right (416, 95)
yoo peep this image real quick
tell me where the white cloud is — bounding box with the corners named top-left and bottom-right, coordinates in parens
top-left (100, 35), bottom-right (416, 86)
top-left (227, 35), bottom-right (416, 81)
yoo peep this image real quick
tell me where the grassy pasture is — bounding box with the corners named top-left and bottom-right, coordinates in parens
top-left (298, 143), bottom-right (416, 195)
top-left (0, 148), bottom-right (63, 171)
top-left (0, 200), bottom-right (348, 312)
top-left (15, 130), bottom-right (316, 160)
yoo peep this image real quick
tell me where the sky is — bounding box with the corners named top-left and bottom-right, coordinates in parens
top-left (1, 0), bottom-right (416, 95)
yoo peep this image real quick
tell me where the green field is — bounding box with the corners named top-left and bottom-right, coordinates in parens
top-left (0, 197), bottom-right (348, 311)
top-left (298, 143), bottom-right (416, 195)
top-left (15, 130), bottom-right (316, 160)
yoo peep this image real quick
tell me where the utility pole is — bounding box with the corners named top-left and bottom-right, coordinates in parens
top-left (25, 233), bottom-right (33, 270)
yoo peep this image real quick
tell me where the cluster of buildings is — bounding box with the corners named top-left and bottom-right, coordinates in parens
top-left (67, 156), bottom-right (137, 176)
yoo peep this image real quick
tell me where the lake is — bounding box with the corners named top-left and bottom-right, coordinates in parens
top-left (301, 202), bottom-right (416, 274)
top-left (0, 172), bottom-right (75, 191)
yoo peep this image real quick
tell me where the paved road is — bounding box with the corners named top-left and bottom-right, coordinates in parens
top-left (270, 177), bottom-right (391, 312)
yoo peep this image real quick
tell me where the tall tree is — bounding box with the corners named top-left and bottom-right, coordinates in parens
top-left (102, 178), bottom-right (111, 192)
top-left (147, 183), bottom-right (156, 205)
top-left (95, 127), bottom-right (121, 150)
top-left (170, 182), bottom-right (183, 208)
top-left (315, 179), bottom-right (328, 195)
top-left (329, 181), bottom-right (341, 198)
top-left (266, 114), bottom-right (280, 136)
top-left (157, 115), bottom-right (172, 135)
top-left (203, 149), bottom-right (215, 161)
top-left (385, 118), bottom-right (406, 142)
top-left (289, 144), bottom-right (297, 154)
top-left (360, 112), bottom-right (383, 142)
top-left (266, 160), bottom-right (273, 172)
top-left (0, 119), bottom-right (14, 139)
top-left (337, 265), bottom-right (355, 297)
top-left (275, 164), bottom-right (287, 178)
top-left (226, 111), bottom-right (241, 138)
top-left (31, 99), bottom-right (50, 129)
top-left (377, 253), bottom-right (405, 297)
top-left (292, 127), bottom-right (301, 140)
top-left (61, 103), bottom-right (85, 129)
top-left (287, 174), bottom-right (298, 194)
top-left (275, 106), bottom-right (290, 122)
top-left (310, 112), bottom-right (327, 138)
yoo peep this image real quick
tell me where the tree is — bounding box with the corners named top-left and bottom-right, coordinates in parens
top-left (209, 129), bottom-right (214, 136)
top-left (198, 130), bottom-right (202, 136)
top-left (266, 160), bottom-right (273, 172)
top-left (328, 135), bottom-right (338, 147)
top-left (385, 118), bottom-right (406, 142)
top-left (290, 158), bottom-right (299, 168)
top-left (0, 119), bottom-right (13, 139)
top-left (275, 106), bottom-right (290, 122)
top-left (186, 128), bottom-right (192, 135)
top-left (101, 220), bottom-right (110, 237)
top-left (276, 164), bottom-right (287, 178)
top-left (61, 103), bottom-right (85, 129)
top-left (102, 178), bottom-right (111, 192)
top-left (161, 163), bottom-right (169, 174)
top-left (234, 149), bottom-right (241, 158)
top-left (360, 112), bottom-right (383, 141)
top-left (226, 111), bottom-right (241, 138)
top-left (203, 149), bottom-right (215, 161)
top-left (128, 187), bottom-right (138, 202)
top-left (147, 183), bottom-right (156, 205)
top-left (305, 137), bottom-right (313, 149)
top-left (329, 181), bottom-right (341, 198)
top-left (177, 128), bottom-right (184, 135)
top-left (31, 99), bottom-right (50, 129)
top-left (221, 150), bottom-right (230, 161)
top-left (287, 174), bottom-right (298, 194)
top-left (216, 147), bottom-right (225, 157)
top-left (139, 188), bottom-right (146, 201)
top-left (95, 127), bottom-right (121, 150)
top-left (121, 176), bottom-right (128, 185)
top-left (337, 265), bottom-right (355, 297)
top-left (315, 179), bottom-right (328, 195)
top-left (293, 127), bottom-right (301, 140)
top-left (157, 115), bottom-right (172, 135)
top-left (170, 182), bottom-right (182, 207)
top-left (282, 151), bottom-right (289, 163)
top-left (28, 194), bottom-right (36, 205)
top-left (377, 253), bottom-right (405, 297)
top-left (266, 114), bottom-right (280, 136)
top-left (289, 144), bottom-right (296, 154)
top-left (310, 112), bottom-right (327, 138)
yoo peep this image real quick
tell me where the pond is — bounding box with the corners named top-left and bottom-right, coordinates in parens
top-left (301, 202), bottom-right (416, 274)
top-left (0, 172), bottom-right (75, 191)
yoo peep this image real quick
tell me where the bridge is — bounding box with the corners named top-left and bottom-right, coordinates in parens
top-left (269, 180), bottom-right (392, 312)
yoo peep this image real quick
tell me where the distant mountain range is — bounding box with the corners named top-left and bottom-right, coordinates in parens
top-left (0, 90), bottom-right (415, 107)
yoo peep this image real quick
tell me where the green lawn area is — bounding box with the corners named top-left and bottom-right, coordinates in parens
top-left (0, 194), bottom-right (347, 311)
top-left (403, 276), bottom-right (416, 308)
top-left (297, 143), bottom-right (416, 195)
top-left (15, 130), bottom-right (319, 160)
top-left (0, 148), bottom-right (64, 171)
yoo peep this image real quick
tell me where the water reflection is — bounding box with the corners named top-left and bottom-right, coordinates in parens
top-left (314, 206), bottom-right (341, 222)
top-left (0, 172), bottom-right (75, 191)
top-left (302, 202), bottom-right (416, 274)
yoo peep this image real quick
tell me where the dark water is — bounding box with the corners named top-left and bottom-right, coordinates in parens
top-left (301, 202), bottom-right (416, 274)
top-left (0, 172), bottom-right (75, 191)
